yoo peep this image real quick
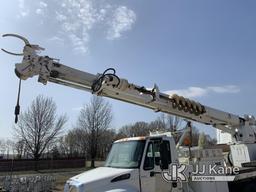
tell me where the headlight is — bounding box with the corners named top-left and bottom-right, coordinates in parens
top-left (64, 180), bottom-right (84, 192)
top-left (64, 183), bottom-right (79, 192)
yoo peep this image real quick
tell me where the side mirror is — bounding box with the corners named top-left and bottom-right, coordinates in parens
top-left (159, 141), bottom-right (170, 170)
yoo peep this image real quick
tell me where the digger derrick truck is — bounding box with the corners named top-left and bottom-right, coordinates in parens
top-left (3, 34), bottom-right (256, 192)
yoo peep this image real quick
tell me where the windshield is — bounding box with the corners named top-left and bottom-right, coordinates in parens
top-left (105, 140), bottom-right (145, 168)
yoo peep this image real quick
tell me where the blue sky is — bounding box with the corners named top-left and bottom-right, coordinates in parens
top-left (0, 0), bottom-right (256, 139)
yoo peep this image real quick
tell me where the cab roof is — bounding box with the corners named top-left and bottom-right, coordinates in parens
top-left (114, 136), bottom-right (146, 143)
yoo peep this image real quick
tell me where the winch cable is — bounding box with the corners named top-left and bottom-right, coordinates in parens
top-left (14, 78), bottom-right (22, 123)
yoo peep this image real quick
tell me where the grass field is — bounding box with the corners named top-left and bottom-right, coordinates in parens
top-left (0, 161), bottom-right (104, 192)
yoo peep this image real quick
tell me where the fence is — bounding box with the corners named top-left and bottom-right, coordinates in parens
top-left (0, 158), bottom-right (85, 172)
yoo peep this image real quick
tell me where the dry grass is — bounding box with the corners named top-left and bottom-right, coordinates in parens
top-left (0, 161), bottom-right (104, 191)
top-left (0, 167), bottom-right (91, 192)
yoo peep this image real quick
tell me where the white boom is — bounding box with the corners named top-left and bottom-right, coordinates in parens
top-left (3, 34), bottom-right (256, 144)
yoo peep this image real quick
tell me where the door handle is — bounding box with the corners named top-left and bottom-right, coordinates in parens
top-left (150, 171), bottom-right (155, 177)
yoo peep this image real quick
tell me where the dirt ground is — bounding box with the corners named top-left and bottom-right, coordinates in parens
top-left (0, 161), bottom-right (104, 192)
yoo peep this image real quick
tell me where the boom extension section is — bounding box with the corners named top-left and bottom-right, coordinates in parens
top-left (3, 34), bottom-right (256, 144)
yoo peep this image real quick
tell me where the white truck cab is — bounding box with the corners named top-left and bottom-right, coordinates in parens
top-left (64, 133), bottom-right (179, 192)
top-left (64, 132), bottom-right (256, 192)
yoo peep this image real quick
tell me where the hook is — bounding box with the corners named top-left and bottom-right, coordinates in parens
top-left (1, 33), bottom-right (31, 56)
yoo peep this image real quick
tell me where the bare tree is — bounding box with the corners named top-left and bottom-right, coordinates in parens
top-left (5, 139), bottom-right (14, 159)
top-left (97, 129), bottom-right (116, 159)
top-left (15, 139), bottom-right (26, 159)
top-left (65, 128), bottom-right (89, 158)
top-left (119, 122), bottom-right (149, 137)
top-left (164, 115), bottom-right (183, 132)
top-left (118, 124), bottom-right (134, 137)
top-left (14, 95), bottom-right (67, 169)
top-left (0, 140), bottom-right (6, 159)
top-left (156, 114), bottom-right (184, 143)
top-left (117, 115), bottom-right (183, 139)
top-left (148, 118), bottom-right (166, 132)
top-left (77, 96), bottom-right (112, 167)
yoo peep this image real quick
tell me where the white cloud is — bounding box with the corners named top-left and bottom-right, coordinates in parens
top-left (207, 85), bottom-right (240, 93)
top-left (47, 36), bottom-right (65, 45)
top-left (53, 0), bottom-right (105, 53)
top-left (165, 85), bottom-right (240, 98)
top-left (56, 12), bottom-right (67, 22)
top-left (39, 1), bottom-right (47, 8)
top-left (35, 9), bottom-right (43, 15)
top-left (35, 1), bottom-right (48, 15)
top-left (17, 0), bottom-right (137, 54)
top-left (18, 0), bottom-right (29, 17)
top-left (107, 6), bottom-right (136, 40)
top-left (69, 34), bottom-right (89, 54)
top-left (166, 87), bottom-right (208, 98)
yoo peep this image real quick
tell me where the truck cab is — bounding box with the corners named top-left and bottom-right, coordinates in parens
top-left (64, 133), bottom-right (179, 192)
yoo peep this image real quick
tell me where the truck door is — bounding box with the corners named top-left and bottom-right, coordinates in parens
top-left (154, 139), bottom-right (172, 192)
top-left (140, 139), bottom-right (172, 192)
top-left (140, 141), bottom-right (155, 192)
